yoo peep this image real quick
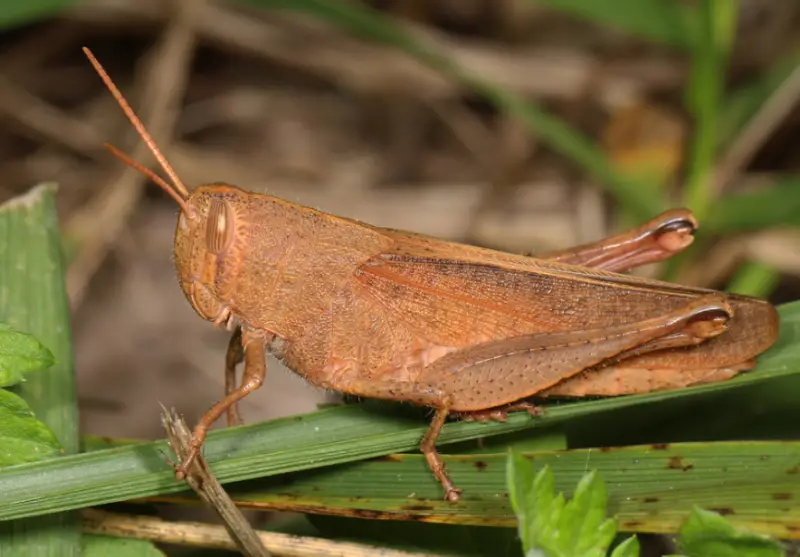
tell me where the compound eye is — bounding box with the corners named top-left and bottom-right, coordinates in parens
top-left (206, 199), bottom-right (235, 254)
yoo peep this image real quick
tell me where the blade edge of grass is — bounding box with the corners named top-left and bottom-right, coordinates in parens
top-left (0, 183), bottom-right (81, 556)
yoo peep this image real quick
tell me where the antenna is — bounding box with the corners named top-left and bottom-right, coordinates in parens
top-left (82, 47), bottom-right (193, 215)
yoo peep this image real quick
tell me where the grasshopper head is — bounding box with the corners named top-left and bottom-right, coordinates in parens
top-left (173, 184), bottom-right (248, 328)
top-left (82, 47), bottom-right (246, 329)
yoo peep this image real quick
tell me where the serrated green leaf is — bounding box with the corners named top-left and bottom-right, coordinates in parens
top-left (610, 536), bottom-right (640, 557)
top-left (679, 507), bottom-right (785, 557)
top-left (83, 534), bottom-right (166, 557)
top-left (567, 471), bottom-right (614, 555)
top-left (0, 389), bottom-right (61, 466)
top-left (508, 450), bottom-right (536, 548)
top-left (532, 465), bottom-right (558, 552)
top-left (511, 462), bottom-right (620, 557)
top-left (0, 323), bottom-right (55, 387)
top-left (552, 471), bottom-right (617, 557)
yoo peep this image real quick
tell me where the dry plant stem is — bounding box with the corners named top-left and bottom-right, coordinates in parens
top-left (427, 98), bottom-right (496, 171)
top-left (161, 407), bottom-right (271, 557)
top-left (714, 61), bottom-right (800, 193)
top-left (0, 20), bottom-right (81, 72)
top-left (744, 228), bottom-right (800, 276)
top-left (463, 113), bottom-right (538, 244)
top-left (81, 509), bottom-right (441, 557)
top-left (0, 75), bottom-right (106, 158)
top-left (64, 0), bottom-right (198, 309)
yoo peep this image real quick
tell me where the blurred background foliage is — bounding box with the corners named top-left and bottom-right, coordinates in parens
top-left (0, 0), bottom-right (799, 555)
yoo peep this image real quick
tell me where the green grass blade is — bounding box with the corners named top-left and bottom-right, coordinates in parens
top-left (704, 178), bottom-right (800, 233)
top-left (0, 184), bottom-right (81, 555)
top-left (0, 0), bottom-right (77, 29)
top-left (682, 0), bottom-right (734, 220)
top-left (726, 261), bottom-right (781, 298)
top-left (83, 536), bottom-right (165, 557)
top-left (150, 440), bottom-right (800, 541)
top-left (0, 301), bottom-right (796, 527)
top-left (531, 0), bottom-right (697, 49)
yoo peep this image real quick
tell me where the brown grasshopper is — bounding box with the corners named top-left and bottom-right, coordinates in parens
top-left (83, 48), bottom-right (779, 502)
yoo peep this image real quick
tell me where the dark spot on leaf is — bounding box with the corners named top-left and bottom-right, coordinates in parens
top-left (652, 443), bottom-right (669, 450)
top-left (621, 520), bottom-right (643, 529)
top-left (708, 507), bottom-right (735, 516)
top-left (349, 509), bottom-right (384, 519)
top-left (772, 493), bottom-right (792, 501)
top-left (667, 456), bottom-right (693, 471)
top-left (643, 497), bottom-right (659, 503)
top-left (475, 460), bottom-right (488, 471)
top-left (787, 465), bottom-right (800, 475)
top-left (400, 504), bottom-right (434, 511)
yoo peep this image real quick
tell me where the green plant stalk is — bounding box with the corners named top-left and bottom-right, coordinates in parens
top-left (0, 183), bottom-right (81, 556)
top-left (683, 0), bottom-right (730, 221)
top-left (529, 0), bottom-right (698, 49)
top-left (726, 260), bottom-right (780, 298)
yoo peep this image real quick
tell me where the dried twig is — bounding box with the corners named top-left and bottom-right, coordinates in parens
top-left (0, 76), bottom-right (106, 158)
top-left (714, 61), bottom-right (800, 193)
top-left (81, 508), bottom-right (442, 557)
top-left (161, 407), bottom-right (270, 557)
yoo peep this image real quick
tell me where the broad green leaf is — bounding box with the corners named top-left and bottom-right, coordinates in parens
top-left (610, 536), bottom-right (640, 557)
top-left (0, 323), bottom-right (55, 387)
top-left (83, 535), bottom-right (166, 557)
top-left (0, 389), bottom-right (61, 466)
top-left (678, 507), bottom-right (785, 557)
top-left (532, 0), bottom-right (696, 49)
top-left (0, 183), bottom-right (81, 552)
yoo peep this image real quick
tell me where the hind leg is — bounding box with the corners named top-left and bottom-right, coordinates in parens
top-left (335, 294), bottom-right (731, 501)
top-left (538, 208), bottom-right (696, 272)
